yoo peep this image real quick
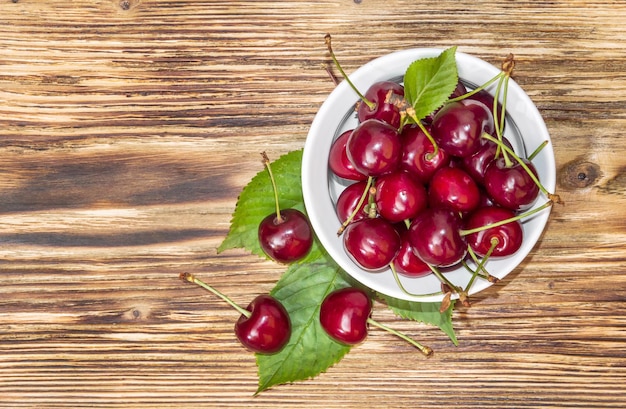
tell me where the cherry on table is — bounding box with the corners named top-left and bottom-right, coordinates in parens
top-left (180, 273), bottom-right (291, 354)
top-left (258, 152), bottom-right (313, 263)
top-left (320, 287), bottom-right (371, 345)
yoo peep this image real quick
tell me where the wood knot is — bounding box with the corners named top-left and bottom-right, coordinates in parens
top-left (117, 0), bottom-right (141, 11)
top-left (558, 159), bottom-right (602, 190)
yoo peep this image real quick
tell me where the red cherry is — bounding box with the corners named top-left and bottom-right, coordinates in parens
top-left (357, 81), bottom-right (405, 128)
top-left (180, 274), bottom-right (291, 355)
top-left (431, 99), bottom-right (495, 158)
top-left (328, 129), bottom-right (367, 181)
top-left (343, 217), bottom-right (401, 271)
top-left (346, 119), bottom-right (402, 177)
top-left (320, 287), bottom-right (371, 345)
top-left (235, 294), bottom-right (292, 354)
top-left (336, 180), bottom-right (370, 224)
top-left (392, 228), bottom-right (431, 278)
top-left (400, 124), bottom-right (451, 184)
top-left (374, 171), bottom-right (428, 223)
top-left (258, 209), bottom-right (313, 263)
top-left (428, 166), bottom-right (481, 214)
top-left (483, 157), bottom-right (540, 211)
top-left (408, 208), bottom-right (467, 267)
top-left (461, 137), bottom-right (513, 185)
top-left (464, 206), bottom-right (524, 257)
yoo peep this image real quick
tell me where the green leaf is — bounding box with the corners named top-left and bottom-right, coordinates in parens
top-left (378, 294), bottom-right (458, 346)
top-left (256, 258), bottom-right (352, 394)
top-left (218, 149), bottom-right (323, 262)
top-left (403, 46), bottom-right (459, 122)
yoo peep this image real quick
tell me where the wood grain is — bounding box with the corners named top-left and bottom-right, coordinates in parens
top-left (0, 0), bottom-right (625, 408)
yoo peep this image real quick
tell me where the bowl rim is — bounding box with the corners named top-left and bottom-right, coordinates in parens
top-left (302, 48), bottom-right (556, 302)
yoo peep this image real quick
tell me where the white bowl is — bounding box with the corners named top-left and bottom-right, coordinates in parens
top-left (302, 48), bottom-right (556, 302)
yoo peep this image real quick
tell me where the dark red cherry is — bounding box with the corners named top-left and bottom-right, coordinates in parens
top-left (343, 217), bottom-right (401, 271)
top-left (374, 171), bottom-right (428, 223)
top-left (320, 287), bottom-right (371, 345)
top-left (329, 129), bottom-right (367, 181)
top-left (357, 81), bottom-right (405, 128)
top-left (467, 88), bottom-right (503, 124)
top-left (483, 157), bottom-right (540, 211)
top-left (258, 208), bottom-right (313, 263)
top-left (428, 166), bottom-right (480, 214)
top-left (431, 99), bottom-right (495, 158)
top-left (464, 206), bottom-right (524, 257)
top-left (461, 137), bottom-right (513, 185)
top-left (235, 294), bottom-right (292, 354)
top-left (400, 125), bottom-right (451, 184)
top-left (408, 208), bottom-right (467, 267)
top-left (393, 228), bottom-right (431, 278)
top-left (336, 180), bottom-right (370, 224)
top-left (346, 119), bottom-right (402, 177)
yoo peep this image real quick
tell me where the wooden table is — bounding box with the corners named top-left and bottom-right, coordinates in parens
top-left (1, 1), bottom-right (625, 408)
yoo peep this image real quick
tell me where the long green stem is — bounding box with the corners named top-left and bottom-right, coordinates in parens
top-left (459, 199), bottom-right (553, 236)
top-left (324, 34), bottom-right (374, 109)
top-left (528, 140), bottom-right (549, 162)
top-left (180, 273), bottom-right (251, 318)
top-left (367, 317), bottom-right (433, 356)
top-left (447, 72), bottom-right (504, 104)
top-left (390, 263), bottom-right (443, 299)
top-left (261, 152), bottom-right (282, 223)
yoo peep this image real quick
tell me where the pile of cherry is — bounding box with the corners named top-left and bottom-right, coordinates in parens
top-left (329, 65), bottom-right (556, 304)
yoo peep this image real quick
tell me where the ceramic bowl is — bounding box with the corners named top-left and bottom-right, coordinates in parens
top-left (302, 48), bottom-right (556, 302)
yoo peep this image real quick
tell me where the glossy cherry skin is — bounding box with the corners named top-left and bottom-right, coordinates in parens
top-left (393, 228), bottom-right (432, 277)
top-left (431, 99), bottom-right (495, 158)
top-left (408, 208), bottom-right (467, 267)
top-left (346, 119), bottom-right (402, 177)
top-left (329, 129), bottom-right (367, 181)
top-left (374, 171), bottom-right (428, 223)
top-left (428, 166), bottom-right (480, 213)
top-left (461, 137), bottom-right (513, 185)
top-left (467, 88), bottom-right (503, 125)
top-left (336, 180), bottom-right (369, 224)
top-left (320, 287), bottom-right (371, 345)
top-left (343, 217), bottom-right (401, 271)
top-left (258, 209), bottom-right (313, 263)
top-left (464, 206), bottom-right (523, 257)
top-left (357, 81), bottom-right (405, 129)
top-left (235, 294), bottom-right (291, 354)
top-left (400, 125), bottom-right (451, 184)
top-left (483, 157), bottom-right (540, 211)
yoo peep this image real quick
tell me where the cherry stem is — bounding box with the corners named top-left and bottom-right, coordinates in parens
top-left (427, 264), bottom-right (468, 306)
top-left (366, 317), bottom-right (433, 357)
top-left (416, 120), bottom-right (439, 159)
top-left (464, 239), bottom-right (499, 293)
top-left (390, 262), bottom-right (444, 298)
top-left (459, 199), bottom-right (553, 237)
top-left (528, 140), bottom-right (549, 162)
top-left (447, 71), bottom-right (504, 104)
top-left (337, 176), bottom-right (374, 235)
top-left (492, 75), bottom-right (513, 168)
top-left (322, 63), bottom-right (340, 86)
top-left (180, 273), bottom-right (251, 318)
top-left (261, 151), bottom-right (283, 224)
top-left (481, 133), bottom-right (554, 197)
top-left (324, 34), bottom-right (374, 110)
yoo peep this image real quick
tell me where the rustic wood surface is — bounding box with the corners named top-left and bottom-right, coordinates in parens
top-left (1, 0), bottom-right (625, 408)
